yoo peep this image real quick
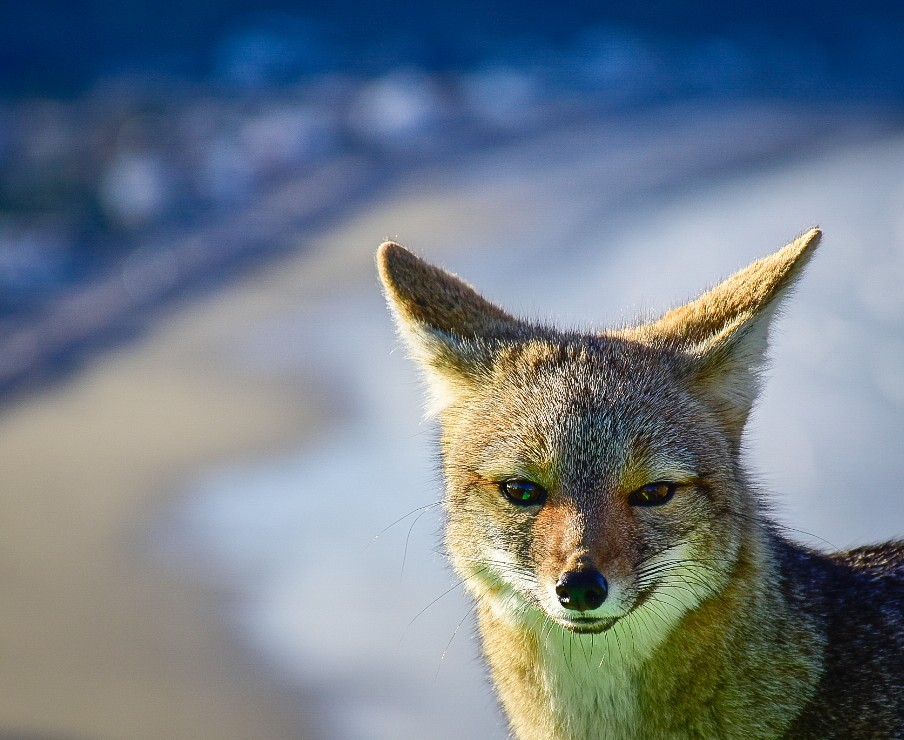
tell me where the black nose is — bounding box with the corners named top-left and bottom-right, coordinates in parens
top-left (555, 569), bottom-right (609, 611)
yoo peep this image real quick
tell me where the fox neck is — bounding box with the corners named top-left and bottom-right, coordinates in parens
top-left (476, 526), bottom-right (824, 740)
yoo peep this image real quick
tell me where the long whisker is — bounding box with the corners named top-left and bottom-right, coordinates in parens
top-left (728, 508), bottom-right (840, 551)
top-left (364, 501), bottom-right (442, 553)
top-left (405, 567), bottom-right (489, 631)
top-left (441, 552), bottom-right (538, 583)
top-left (401, 504), bottom-right (443, 580)
top-left (436, 600), bottom-right (479, 680)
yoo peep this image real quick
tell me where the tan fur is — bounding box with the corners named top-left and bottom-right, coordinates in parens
top-left (377, 229), bottom-right (904, 739)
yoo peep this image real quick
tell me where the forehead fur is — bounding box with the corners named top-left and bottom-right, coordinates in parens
top-left (497, 334), bottom-right (676, 378)
top-left (446, 335), bottom-right (706, 481)
top-left (485, 336), bottom-right (668, 407)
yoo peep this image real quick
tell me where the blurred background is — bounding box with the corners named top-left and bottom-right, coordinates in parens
top-left (2, 2), bottom-right (904, 738)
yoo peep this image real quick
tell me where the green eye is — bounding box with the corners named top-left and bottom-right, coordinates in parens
top-left (628, 482), bottom-right (677, 507)
top-left (500, 480), bottom-right (547, 506)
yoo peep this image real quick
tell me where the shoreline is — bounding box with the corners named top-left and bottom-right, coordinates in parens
top-left (0, 285), bottom-right (320, 738)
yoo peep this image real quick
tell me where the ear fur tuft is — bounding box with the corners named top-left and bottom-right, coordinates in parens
top-left (629, 228), bottom-right (822, 443)
top-left (637, 227), bottom-right (821, 349)
top-left (377, 242), bottom-right (521, 337)
top-left (376, 242), bottom-right (524, 416)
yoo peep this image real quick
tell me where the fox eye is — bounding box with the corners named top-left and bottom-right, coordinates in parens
top-left (628, 482), bottom-right (676, 507)
top-left (500, 480), bottom-right (547, 506)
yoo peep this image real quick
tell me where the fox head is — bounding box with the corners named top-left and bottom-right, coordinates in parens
top-left (377, 230), bottom-right (821, 646)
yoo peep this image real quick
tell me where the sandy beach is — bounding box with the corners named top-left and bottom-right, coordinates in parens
top-left (0, 278), bottom-right (319, 737)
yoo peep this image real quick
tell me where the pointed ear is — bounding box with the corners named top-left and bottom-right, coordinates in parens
top-left (633, 228), bottom-right (822, 442)
top-left (376, 242), bottom-right (526, 416)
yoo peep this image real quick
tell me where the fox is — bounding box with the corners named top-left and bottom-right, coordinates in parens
top-left (376, 228), bottom-right (904, 739)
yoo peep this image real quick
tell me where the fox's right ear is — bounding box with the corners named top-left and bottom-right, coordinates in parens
top-left (377, 242), bottom-right (525, 416)
top-left (630, 228), bottom-right (821, 445)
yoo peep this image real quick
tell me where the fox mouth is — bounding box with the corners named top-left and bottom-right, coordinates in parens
top-left (551, 582), bottom-right (658, 634)
top-left (557, 615), bottom-right (620, 633)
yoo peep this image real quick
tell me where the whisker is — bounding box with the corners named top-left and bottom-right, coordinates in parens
top-left (405, 567), bottom-right (488, 631)
top-left (732, 510), bottom-right (840, 552)
top-left (436, 600), bottom-right (479, 680)
top-left (364, 501), bottom-right (442, 553)
top-left (401, 504), bottom-right (442, 580)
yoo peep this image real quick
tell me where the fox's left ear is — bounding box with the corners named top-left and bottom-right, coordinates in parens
top-left (633, 228), bottom-right (822, 444)
top-left (377, 242), bottom-right (528, 417)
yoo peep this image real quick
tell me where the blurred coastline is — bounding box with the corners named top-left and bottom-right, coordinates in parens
top-left (4, 85), bottom-right (903, 404)
top-left (3, 4), bottom-right (904, 740)
top-left (4, 2), bottom-right (904, 402)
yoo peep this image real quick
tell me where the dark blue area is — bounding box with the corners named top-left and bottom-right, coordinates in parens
top-left (2, 0), bottom-right (904, 95)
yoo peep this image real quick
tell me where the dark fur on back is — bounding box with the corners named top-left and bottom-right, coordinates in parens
top-left (785, 541), bottom-right (904, 738)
